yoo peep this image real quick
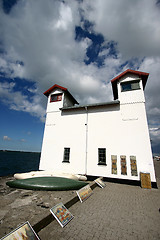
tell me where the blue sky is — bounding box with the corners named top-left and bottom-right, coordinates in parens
top-left (0, 0), bottom-right (160, 153)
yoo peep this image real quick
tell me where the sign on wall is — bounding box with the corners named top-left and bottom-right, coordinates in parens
top-left (121, 155), bottom-right (127, 175)
top-left (130, 156), bottom-right (138, 176)
top-left (140, 172), bottom-right (151, 189)
top-left (111, 155), bottom-right (117, 174)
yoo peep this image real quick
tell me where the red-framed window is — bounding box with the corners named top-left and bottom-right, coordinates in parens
top-left (50, 93), bottom-right (62, 102)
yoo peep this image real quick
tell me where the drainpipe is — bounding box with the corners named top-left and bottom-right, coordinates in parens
top-left (85, 106), bottom-right (88, 175)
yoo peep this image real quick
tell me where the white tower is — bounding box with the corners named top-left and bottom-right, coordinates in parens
top-left (39, 84), bottom-right (78, 171)
top-left (111, 69), bottom-right (156, 183)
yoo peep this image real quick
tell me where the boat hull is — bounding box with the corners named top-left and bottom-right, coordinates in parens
top-left (6, 177), bottom-right (88, 191)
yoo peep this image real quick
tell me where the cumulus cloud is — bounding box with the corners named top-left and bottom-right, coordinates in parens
top-left (0, 0), bottom-right (159, 154)
top-left (82, 0), bottom-right (160, 59)
top-left (0, 0), bottom-right (108, 105)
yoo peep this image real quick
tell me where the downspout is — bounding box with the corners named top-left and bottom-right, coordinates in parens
top-left (85, 106), bottom-right (88, 175)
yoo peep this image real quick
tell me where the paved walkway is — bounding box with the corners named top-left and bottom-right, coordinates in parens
top-left (39, 179), bottom-right (160, 240)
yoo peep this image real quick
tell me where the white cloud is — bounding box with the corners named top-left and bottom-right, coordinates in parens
top-left (55, 3), bottom-right (73, 30)
top-left (0, 55), bottom-right (25, 78)
top-left (27, 87), bottom-right (37, 93)
top-left (0, 81), bottom-right (45, 122)
top-left (0, 0), bottom-right (159, 143)
top-left (3, 136), bottom-right (11, 141)
top-left (0, 0), bottom-right (129, 107)
top-left (149, 127), bottom-right (160, 150)
top-left (82, 0), bottom-right (160, 59)
top-left (138, 57), bottom-right (160, 127)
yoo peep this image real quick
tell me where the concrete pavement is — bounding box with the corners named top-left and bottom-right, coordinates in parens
top-left (1, 161), bottom-right (159, 240)
top-left (39, 178), bottom-right (160, 240)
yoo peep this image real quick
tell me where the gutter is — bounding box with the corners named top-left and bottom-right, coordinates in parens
top-left (60, 100), bottom-right (120, 111)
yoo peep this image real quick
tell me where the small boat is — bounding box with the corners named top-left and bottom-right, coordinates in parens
top-left (6, 177), bottom-right (88, 191)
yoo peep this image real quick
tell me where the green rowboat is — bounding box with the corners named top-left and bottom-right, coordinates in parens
top-left (6, 177), bottom-right (88, 191)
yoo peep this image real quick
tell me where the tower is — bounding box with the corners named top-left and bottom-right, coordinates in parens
top-left (111, 69), bottom-right (156, 183)
top-left (39, 84), bottom-right (78, 171)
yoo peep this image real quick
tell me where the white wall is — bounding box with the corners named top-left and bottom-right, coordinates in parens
top-left (40, 109), bottom-right (87, 174)
top-left (40, 102), bottom-right (156, 182)
top-left (86, 103), bottom-right (156, 182)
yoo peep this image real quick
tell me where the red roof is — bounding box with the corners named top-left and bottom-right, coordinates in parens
top-left (111, 69), bottom-right (149, 100)
top-left (43, 84), bottom-right (67, 96)
top-left (43, 84), bottom-right (79, 104)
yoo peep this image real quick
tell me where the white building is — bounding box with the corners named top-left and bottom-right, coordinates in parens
top-left (39, 69), bottom-right (156, 186)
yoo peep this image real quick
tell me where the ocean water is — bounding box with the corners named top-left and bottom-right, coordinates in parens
top-left (0, 151), bottom-right (40, 177)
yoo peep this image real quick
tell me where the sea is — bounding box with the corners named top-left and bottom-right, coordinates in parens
top-left (0, 150), bottom-right (40, 177)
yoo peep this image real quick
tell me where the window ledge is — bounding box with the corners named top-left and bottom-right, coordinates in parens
top-left (98, 163), bottom-right (107, 166)
top-left (62, 161), bottom-right (70, 163)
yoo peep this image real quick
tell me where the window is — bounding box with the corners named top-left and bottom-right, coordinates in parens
top-left (121, 80), bottom-right (140, 92)
top-left (50, 93), bottom-right (62, 102)
top-left (63, 148), bottom-right (70, 163)
top-left (98, 148), bottom-right (106, 165)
